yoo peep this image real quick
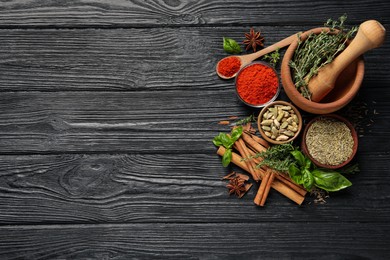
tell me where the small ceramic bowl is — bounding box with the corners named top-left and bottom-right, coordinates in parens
top-left (301, 114), bottom-right (358, 169)
top-left (235, 61), bottom-right (280, 108)
top-left (257, 101), bottom-right (303, 144)
top-left (281, 27), bottom-right (365, 114)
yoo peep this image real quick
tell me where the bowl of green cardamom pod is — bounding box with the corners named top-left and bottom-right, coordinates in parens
top-left (257, 101), bottom-right (302, 145)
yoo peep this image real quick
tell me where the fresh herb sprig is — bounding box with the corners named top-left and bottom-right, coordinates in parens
top-left (263, 48), bottom-right (280, 67)
top-left (213, 126), bottom-right (243, 167)
top-left (233, 114), bottom-right (256, 126)
top-left (255, 144), bottom-right (353, 192)
top-left (254, 143), bottom-right (296, 172)
top-left (289, 14), bottom-right (358, 99)
top-left (288, 150), bottom-right (352, 192)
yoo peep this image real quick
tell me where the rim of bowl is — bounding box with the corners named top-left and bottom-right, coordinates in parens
top-left (257, 100), bottom-right (303, 144)
top-left (301, 114), bottom-right (358, 169)
top-left (281, 27), bottom-right (365, 114)
top-left (235, 61), bottom-right (281, 108)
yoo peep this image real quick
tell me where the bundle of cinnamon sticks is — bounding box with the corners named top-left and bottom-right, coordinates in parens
top-left (216, 127), bottom-right (307, 206)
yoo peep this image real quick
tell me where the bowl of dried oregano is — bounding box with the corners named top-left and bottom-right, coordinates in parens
top-left (301, 114), bottom-right (358, 169)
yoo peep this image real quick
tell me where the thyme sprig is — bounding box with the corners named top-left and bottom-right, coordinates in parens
top-left (263, 48), bottom-right (280, 67)
top-left (233, 114), bottom-right (256, 126)
top-left (289, 14), bottom-right (358, 100)
top-left (253, 143), bottom-right (296, 172)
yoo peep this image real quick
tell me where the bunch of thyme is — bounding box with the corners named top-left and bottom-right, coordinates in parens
top-left (289, 15), bottom-right (357, 100)
top-left (253, 143), bottom-right (296, 173)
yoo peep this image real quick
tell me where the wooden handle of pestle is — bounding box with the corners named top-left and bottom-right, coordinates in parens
top-left (308, 20), bottom-right (386, 102)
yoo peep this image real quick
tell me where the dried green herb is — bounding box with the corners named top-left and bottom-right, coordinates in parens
top-left (289, 14), bottom-right (357, 99)
top-left (305, 118), bottom-right (354, 166)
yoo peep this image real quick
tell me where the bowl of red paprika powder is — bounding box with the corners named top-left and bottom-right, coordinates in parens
top-left (235, 61), bottom-right (280, 108)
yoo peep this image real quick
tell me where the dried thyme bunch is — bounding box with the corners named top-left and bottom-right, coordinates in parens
top-left (289, 15), bottom-right (357, 99)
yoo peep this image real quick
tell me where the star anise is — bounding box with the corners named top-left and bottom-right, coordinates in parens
top-left (226, 176), bottom-right (247, 197)
top-left (243, 28), bottom-right (264, 52)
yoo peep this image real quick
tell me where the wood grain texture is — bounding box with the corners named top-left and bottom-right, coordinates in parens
top-left (0, 223), bottom-right (389, 259)
top-left (0, 28), bottom-right (388, 91)
top-left (0, 0), bottom-right (388, 27)
top-left (0, 88), bottom-right (388, 154)
top-left (0, 1), bottom-right (389, 259)
top-left (0, 152), bottom-right (388, 224)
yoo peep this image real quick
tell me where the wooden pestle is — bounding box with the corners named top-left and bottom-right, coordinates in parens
top-left (308, 20), bottom-right (386, 102)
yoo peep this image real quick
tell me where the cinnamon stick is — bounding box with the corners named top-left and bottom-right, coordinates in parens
top-left (217, 146), bottom-right (305, 205)
top-left (234, 139), bottom-right (262, 181)
top-left (276, 172), bottom-right (307, 196)
top-left (242, 132), bottom-right (267, 153)
top-left (245, 140), bottom-right (307, 197)
top-left (217, 146), bottom-right (251, 173)
top-left (238, 138), bottom-right (264, 180)
top-left (250, 134), bottom-right (270, 149)
top-left (260, 171), bottom-right (276, 206)
top-left (254, 170), bottom-right (271, 205)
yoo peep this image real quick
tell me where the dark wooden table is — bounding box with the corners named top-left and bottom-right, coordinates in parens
top-left (0, 1), bottom-right (389, 259)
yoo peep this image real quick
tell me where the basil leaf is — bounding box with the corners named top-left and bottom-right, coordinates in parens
top-left (302, 168), bottom-right (314, 191)
top-left (305, 157), bottom-right (313, 170)
top-left (312, 169), bottom-right (352, 192)
top-left (230, 126), bottom-right (243, 143)
top-left (219, 133), bottom-right (232, 148)
top-left (288, 164), bottom-right (303, 185)
top-left (339, 163), bottom-right (360, 175)
top-left (291, 150), bottom-right (306, 167)
top-left (222, 148), bottom-right (232, 167)
top-left (212, 134), bottom-right (223, 146)
top-left (223, 37), bottom-right (241, 54)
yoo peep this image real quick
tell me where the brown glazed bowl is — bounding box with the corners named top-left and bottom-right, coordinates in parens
top-left (281, 27), bottom-right (365, 114)
top-left (257, 100), bottom-right (303, 145)
top-left (301, 114), bottom-right (358, 169)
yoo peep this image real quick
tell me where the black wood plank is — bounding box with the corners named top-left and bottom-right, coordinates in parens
top-left (0, 2), bottom-right (389, 258)
top-left (0, 153), bottom-right (388, 224)
top-left (0, 88), bottom-right (388, 153)
top-left (0, 27), bottom-right (388, 91)
top-left (0, 0), bottom-right (388, 28)
top-left (0, 223), bottom-right (389, 259)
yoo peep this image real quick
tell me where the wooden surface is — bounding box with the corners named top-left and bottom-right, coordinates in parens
top-left (0, 1), bottom-right (389, 259)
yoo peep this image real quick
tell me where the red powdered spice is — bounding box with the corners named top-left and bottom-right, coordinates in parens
top-left (236, 63), bottom-right (278, 105)
top-left (217, 57), bottom-right (241, 77)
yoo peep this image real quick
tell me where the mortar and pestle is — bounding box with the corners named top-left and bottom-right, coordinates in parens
top-left (281, 20), bottom-right (386, 114)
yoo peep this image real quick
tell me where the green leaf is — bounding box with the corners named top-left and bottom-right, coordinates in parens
top-left (305, 157), bottom-right (313, 170)
top-left (212, 133), bottom-right (223, 146)
top-left (230, 126), bottom-right (243, 143)
top-left (312, 169), bottom-right (352, 192)
top-left (220, 133), bottom-right (232, 148)
top-left (222, 148), bottom-right (232, 167)
top-left (288, 164), bottom-right (303, 185)
top-left (291, 150), bottom-right (306, 167)
top-left (223, 37), bottom-right (241, 54)
top-left (302, 169), bottom-right (314, 191)
top-left (339, 163), bottom-right (360, 175)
